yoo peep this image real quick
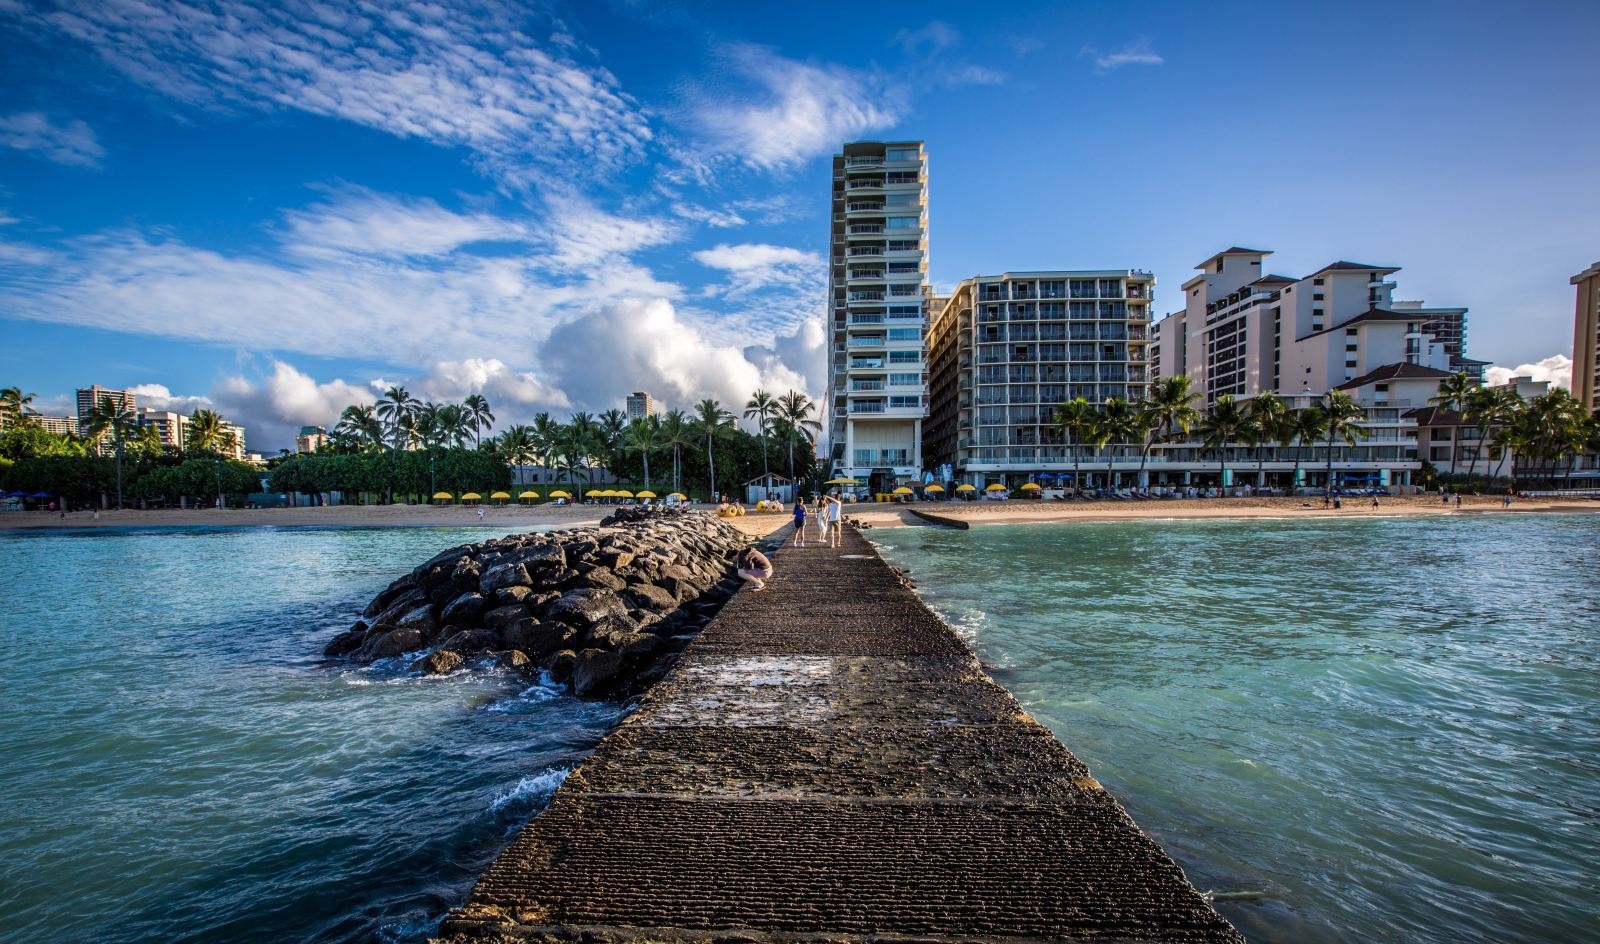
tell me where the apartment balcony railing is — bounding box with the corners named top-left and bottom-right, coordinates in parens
top-left (848, 224), bottom-right (885, 234)
top-left (848, 336), bottom-right (886, 347)
top-left (1070, 287), bottom-right (1098, 298)
top-left (848, 270), bottom-right (885, 280)
top-left (845, 156), bottom-right (882, 167)
top-left (846, 202), bottom-right (884, 212)
top-left (849, 315), bottom-right (885, 326)
top-left (849, 359), bottom-right (884, 369)
top-left (848, 246), bottom-right (883, 257)
top-left (847, 178), bottom-right (885, 189)
top-left (851, 381), bottom-right (886, 391)
top-left (848, 291), bottom-right (886, 301)
top-left (851, 403), bottom-right (886, 414)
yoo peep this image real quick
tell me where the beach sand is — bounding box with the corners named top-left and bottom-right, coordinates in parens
top-left (0, 502), bottom-right (610, 531)
top-left (840, 493), bottom-right (1600, 529)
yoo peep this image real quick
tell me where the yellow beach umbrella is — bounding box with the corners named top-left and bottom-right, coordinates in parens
top-left (824, 477), bottom-right (860, 486)
top-left (985, 483), bottom-right (1007, 491)
top-left (614, 490), bottom-right (634, 498)
top-left (549, 490), bottom-right (570, 498)
top-left (668, 492), bottom-right (687, 500)
top-left (892, 486), bottom-right (914, 495)
top-left (925, 484), bottom-right (945, 493)
top-left (585, 489), bottom-right (603, 498)
top-left (432, 491), bottom-right (453, 502)
top-left (461, 491), bottom-right (482, 502)
top-left (518, 490), bottom-right (539, 500)
top-left (490, 491), bottom-right (511, 504)
top-left (1019, 482), bottom-right (1041, 491)
top-left (636, 490), bottom-right (656, 499)
top-left (955, 484), bottom-right (977, 493)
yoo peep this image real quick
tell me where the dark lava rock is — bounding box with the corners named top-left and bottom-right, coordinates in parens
top-left (479, 561), bottom-right (529, 595)
top-left (441, 592), bottom-right (488, 625)
top-left (394, 604), bottom-right (439, 638)
top-left (364, 574), bottom-right (419, 617)
top-left (572, 648), bottom-right (624, 698)
top-left (494, 585), bottom-right (535, 605)
top-left (624, 583), bottom-right (677, 613)
top-left (578, 567), bottom-right (627, 592)
top-left (483, 603), bottom-right (531, 629)
top-left (438, 628), bottom-right (498, 654)
top-left (544, 649), bottom-right (577, 683)
top-left (413, 649), bottom-right (464, 675)
top-left (502, 618), bottom-right (571, 658)
top-left (583, 615), bottom-right (643, 650)
top-left (370, 588), bottom-right (429, 628)
top-left (598, 548), bottom-right (635, 570)
top-left (544, 588), bottom-right (628, 630)
top-left (494, 650), bottom-right (531, 669)
top-left (324, 621), bottom-right (368, 656)
top-left (357, 626), bottom-right (425, 661)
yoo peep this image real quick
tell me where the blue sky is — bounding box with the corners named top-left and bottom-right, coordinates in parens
top-left (1, 0), bottom-right (1594, 451)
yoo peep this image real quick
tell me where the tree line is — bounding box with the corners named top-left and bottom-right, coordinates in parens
top-left (1, 387), bottom-right (258, 508)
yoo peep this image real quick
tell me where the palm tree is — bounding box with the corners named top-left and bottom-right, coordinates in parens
top-left (597, 409), bottom-right (627, 454)
top-left (1, 386), bottom-right (38, 429)
top-left (567, 412), bottom-right (599, 485)
top-left (692, 398), bottom-right (734, 499)
top-left (495, 424), bottom-right (539, 467)
top-left (776, 390), bottom-right (821, 480)
top-left (1428, 371), bottom-right (1476, 486)
top-left (82, 394), bottom-right (137, 509)
top-left (1245, 392), bottom-right (1289, 490)
top-left (529, 412), bottom-right (563, 472)
top-left (1289, 406), bottom-right (1328, 492)
top-left (437, 403), bottom-right (472, 447)
top-left (1198, 395), bottom-right (1246, 492)
top-left (1053, 397), bottom-right (1095, 496)
top-left (463, 394), bottom-right (494, 448)
top-left (374, 386), bottom-right (419, 502)
top-left (744, 389), bottom-right (777, 483)
top-left (1136, 376), bottom-right (1202, 489)
top-left (335, 404), bottom-right (383, 451)
top-left (1094, 398), bottom-right (1137, 490)
top-left (621, 417), bottom-right (662, 491)
top-left (658, 409), bottom-right (692, 493)
top-left (184, 409), bottom-right (231, 455)
top-left (1321, 390), bottom-right (1368, 493)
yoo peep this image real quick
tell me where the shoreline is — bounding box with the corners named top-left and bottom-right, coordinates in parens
top-left (0, 503), bottom-right (609, 532)
top-left (843, 494), bottom-right (1600, 529)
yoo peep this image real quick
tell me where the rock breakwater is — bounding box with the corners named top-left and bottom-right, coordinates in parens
top-left (325, 507), bottom-right (750, 698)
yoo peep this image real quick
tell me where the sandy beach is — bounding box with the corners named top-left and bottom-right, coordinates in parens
top-left (840, 493), bottom-right (1600, 529)
top-left (0, 502), bottom-right (611, 531)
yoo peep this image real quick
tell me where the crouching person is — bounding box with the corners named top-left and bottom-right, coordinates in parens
top-left (736, 547), bottom-right (773, 592)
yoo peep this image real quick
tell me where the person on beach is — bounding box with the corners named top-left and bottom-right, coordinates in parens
top-left (825, 493), bottom-right (843, 547)
top-left (736, 547), bottom-right (773, 591)
top-left (1504, 488), bottom-right (1513, 508)
top-left (791, 499), bottom-right (808, 547)
top-left (476, 506), bottom-right (485, 522)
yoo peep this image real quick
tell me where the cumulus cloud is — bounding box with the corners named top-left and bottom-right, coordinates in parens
top-left (407, 358), bottom-right (569, 416)
top-left (1082, 39), bottom-right (1164, 72)
top-left (685, 44), bottom-right (902, 170)
top-left (1486, 354), bottom-right (1572, 391)
top-left (209, 361), bottom-right (378, 450)
top-left (126, 382), bottom-right (213, 415)
top-left (0, 111), bottom-right (105, 167)
top-left (278, 188), bottom-right (529, 259)
top-left (18, 0), bottom-right (650, 184)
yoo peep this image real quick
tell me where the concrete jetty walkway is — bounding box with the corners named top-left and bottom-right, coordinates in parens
top-left (438, 524), bottom-right (1242, 943)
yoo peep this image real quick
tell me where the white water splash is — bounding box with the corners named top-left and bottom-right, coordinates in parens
top-left (489, 767), bottom-right (570, 813)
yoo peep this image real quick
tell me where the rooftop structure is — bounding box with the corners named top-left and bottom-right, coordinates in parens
top-left (625, 391), bottom-right (657, 421)
top-left (1573, 261), bottom-right (1600, 415)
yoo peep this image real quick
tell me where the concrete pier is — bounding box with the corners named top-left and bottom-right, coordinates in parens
top-left (438, 524), bottom-right (1243, 943)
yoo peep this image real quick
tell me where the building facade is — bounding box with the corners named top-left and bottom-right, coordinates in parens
top-left (137, 409), bottom-right (189, 449)
top-left (625, 391), bottom-right (657, 421)
top-left (924, 270), bottom-right (1155, 482)
top-left (1573, 261), bottom-right (1600, 415)
top-left (826, 140), bottom-right (929, 491)
top-left (296, 425), bottom-right (329, 454)
top-left (33, 415), bottom-right (76, 436)
top-left (221, 421), bottom-right (247, 461)
top-left (75, 385), bottom-right (136, 455)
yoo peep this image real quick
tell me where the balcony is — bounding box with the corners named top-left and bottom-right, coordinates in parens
top-left (848, 270), bottom-right (885, 281)
top-left (848, 336), bottom-right (886, 347)
top-left (851, 380), bottom-right (886, 391)
top-left (847, 178), bottom-right (885, 190)
top-left (847, 224), bottom-right (885, 235)
top-left (848, 291), bottom-right (886, 302)
top-left (851, 402), bottom-right (886, 414)
top-left (845, 156), bottom-right (882, 167)
top-left (848, 246), bottom-right (884, 257)
top-left (846, 202), bottom-right (885, 213)
top-left (849, 314), bottom-right (885, 325)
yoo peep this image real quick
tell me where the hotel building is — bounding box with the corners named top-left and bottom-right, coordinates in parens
top-left (625, 391), bottom-right (657, 421)
top-left (1573, 261), bottom-right (1600, 415)
top-left (924, 270), bottom-right (1156, 482)
top-left (826, 140), bottom-right (929, 491)
top-left (296, 425), bottom-right (329, 454)
top-left (221, 421), bottom-right (247, 461)
top-left (75, 385), bottom-right (136, 455)
top-left (137, 409), bottom-right (189, 450)
top-left (34, 415), bottom-right (76, 436)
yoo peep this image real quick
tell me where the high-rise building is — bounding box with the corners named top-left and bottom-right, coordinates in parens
top-left (1152, 248), bottom-right (1467, 403)
top-left (827, 140), bottom-right (929, 490)
top-left (1573, 261), bottom-right (1600, 415)
top-left (137, 408), bottom-right (189, 449)
top-left (34, 415), bottom-right (76, 436)
top-left (221, 421), bottom-right (247, 461)
top-left (924, 270), bottom-right (1155, 483)
top-left (76, 385), bottom-right (137, 455)
top-left (625, 391), bottom-right (657, 421)
top-left (296, 425), bottom-right (329, 454)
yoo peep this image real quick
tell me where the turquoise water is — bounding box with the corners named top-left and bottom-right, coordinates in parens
top-left (876, 514), bottom-right (1600, 944)
top-left (0, 526), bottom-right (622, 944)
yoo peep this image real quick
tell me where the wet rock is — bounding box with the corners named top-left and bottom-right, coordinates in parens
top-left (544, 649), bottom-right (577, 684)
top-left (364, 574), bottom-right (419, 617)
top-left (324, 622), bottom-right (368, 657)
top-left (494, 650), bottom-right (531, 669)
top-left (495, 585), bottom-right (535, 606)
top-left (394, 604), bottom-right (439, 639)
top-left (414, 649), bottom-right (464, 675)
top-left (572, 648), bottom-right (624, 698)
top-left (438, 628), bottom-right (499, 654)
top-left (625, 583), bottom-right (677, 613)
top-left (502, 618), bottom-right (570, 658)
top-left (545, 588), bottom-right (629, 630)
top-left (583, 614), bottom-right (643, 650)
top-left (483, 603), bottom-right (532, 629)
top-left (479, 561), bottom-right (530, 595)
top-left (441, 592), bottom-right (488, 625)
top-left (370, 588), bottom-right (429, 628)
top-left (357, 626), bottom-right (425, 661)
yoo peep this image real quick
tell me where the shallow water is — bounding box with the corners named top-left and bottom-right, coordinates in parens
top-left (0, 525), bottom-right (621, 944)
top-left (876, 514), bottom-right (1600, 944)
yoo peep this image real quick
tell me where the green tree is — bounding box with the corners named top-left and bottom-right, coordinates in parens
top-left (621, 417), bottom-right (662, 491)
top-left (658, 408), bottom-right (692, 494)
top-left (1245, 392), bottom-right (1289, 490)
top-left (1053, 397), bottom-right (1095, 496)
top-left (463, 394), bottom-right (494, 448)
top-left (1289, 406), bottom-right (1329, 492)
top-left (1, 386), bottom-right (38, 429)
top-left (692, 398), bottom-right (735, 499)
top-left (1321, 390), bottom-right (1369, 492)
top-left (82, 394), bottom-right (137, 509)
top-left (1198, 395), bottom-right (1246, 492)
top-left (744, 389), bottom-right (776, 483)
top-left (1428, 371), bottom-right (1477, 485)
top-left (1135, 375), bottom-right (1202, 490)
top-left (776, 390), bottom-right (821, 481)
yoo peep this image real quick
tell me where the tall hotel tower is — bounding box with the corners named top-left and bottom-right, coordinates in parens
top-left (826, 140), bottom-right (929, 491)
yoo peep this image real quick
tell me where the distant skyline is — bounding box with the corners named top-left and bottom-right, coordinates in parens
top-left (1, 0), bottom-right (1594, 450)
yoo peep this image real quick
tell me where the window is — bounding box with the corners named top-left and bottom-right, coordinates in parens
top-left (888, 305), bottom-right (920, 317)
top-left (889, 372), bottom-right (920, 386)
top-left (1313, 277), bottom-right (1325, 286)
top-left (887, 327), bottom-right (921, 341)
top-left (887, 216), bottom-right (919, 230)
top-left (889, 395), bottom-right (920, 409)
top-left (889, 350), bottom-right (920, 363)
top-left (887, 240), bottom-right (919, 251)
top-left (1313, 293), bottom-right (1324, 301)
top-left (885, 147), bottom-right (918, 162)
top-left (1345, 327), bottom-right (1358, 335)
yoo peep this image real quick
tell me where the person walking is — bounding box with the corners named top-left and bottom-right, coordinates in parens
top-left (825, 492), bottom-right (843, 547)
top-left (791, 498), bottom-right (808, 547)
top-left (735, 547), bottom-right (773, 591)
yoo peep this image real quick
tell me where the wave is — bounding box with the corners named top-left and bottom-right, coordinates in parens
top-left (489, 767), bottom-right (570, 813)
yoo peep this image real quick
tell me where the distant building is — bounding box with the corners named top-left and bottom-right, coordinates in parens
top-left (296, 425), bottom-right (329, 454)
top-left (76, 386), bottom-right (137, 455)
top-left (1573, 261), bottom-right (1600, 415)
top-left (137, 409), bottom-right (189, 449)
top-left (33, 415), bottom-right (76, 436)
top-left (625, 391), bottom-right (657, 421)
top-left (220, 421), bottom-right (247, 461)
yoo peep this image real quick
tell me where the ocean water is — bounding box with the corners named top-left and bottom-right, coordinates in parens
top-left (875, 514), bottom-right (1600, 944)
top-left (0, 525), bottom-right (623, 944)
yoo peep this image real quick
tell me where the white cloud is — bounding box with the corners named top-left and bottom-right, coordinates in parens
top-left (0, 111), bottom-right (105, 167)
top-left (692, 242), bottom-right (822, 298)
top-left (941, 65), bottom-right (1007, 87)
top-left (408, 358), bottom-right (569, 416)
top-left (279, 188), bottom-right (528, 259)
top-left (894, 21), bottom-right (960, 56)
top-left (543, 195), bottom-right (681, 270)
top-left (126, 382), bottom-right (213, 415)
top-left (1083, 40), bottom-right (1164, 72)
top-left (685, 44), bottom-right (902, 170)
top-left (210, 360), bottom-right (378, 450)
top-left (670, 202), bottom-right (747, 229)
top-left (1486, 354), bottom-right (1572, 391)
top-left (25, 0), bottom-right (650, 184)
